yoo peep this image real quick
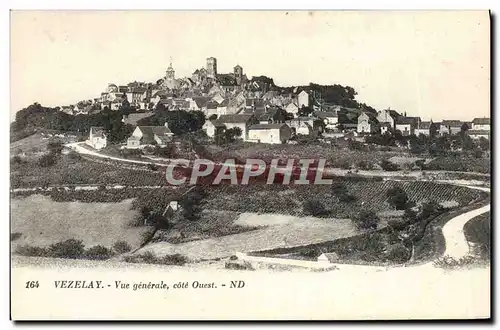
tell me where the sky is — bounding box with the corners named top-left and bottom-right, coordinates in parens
top-left (10, 10), bottom-right (490, 121)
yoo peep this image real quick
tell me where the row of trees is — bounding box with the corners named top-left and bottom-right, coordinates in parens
top-left (365, 130), bottom-right (490, 155)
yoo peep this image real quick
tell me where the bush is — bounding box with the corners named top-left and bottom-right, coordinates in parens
top-left (38, 153), bottom-right (57, 167)
top-left (139, 251), bottom-right (157, 263)
top-left (380, 159), bottom-right (399, 171)
top-left (303, 199), bottom-right (328, 217)
top-left (385, 243), bottom-right (411, 263)
top-left (356, 160), bottom-right (374, 170)
top-left (16, 245), bottom-right (49, 257)
top-left (47, 141), bottom-right (63, 154)
top-left (421, 201), bottom-right (444, 219)
top-left (158, 254), bottom-right (188, 266)
top-left (112, 241), bottom-right (132, 254)
top-left (48, 239), bottom-right (85, 259)
top-left (11, 155), bottom-right (24, 165)
top-left (414, 159), bottom-right (426, 170)
top-left (386, 187), bottom-right (409, 210)
top-left (140, 229), bottom-right (156, 246)
top-left (433, 255), bottom-right (477, 269)
top-left (84, 245), bottom-right (114, 260)
top-left (353, 211), bottom-right (380, 230)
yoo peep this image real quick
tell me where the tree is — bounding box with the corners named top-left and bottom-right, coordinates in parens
top-left (47, 141), bottom-right (63, 155)
top-left (331, 181), bottom-right (356, 203)
top-left (380, 159), bottom-right (399, 172)
top-left (386, 187), bottom-right (409, 210)
top-left (403, 208), bottom-right (418, 223)
top-left (414, 159), bottom-right (426, 171)
top-left (479, 137), bottom-right (490, 151)
top-left (112, 241), bottom-right (132, 254)
top-left (421, 201), bottom-right (444, 219)
top-left (179, 188), bottom-right (207, 221)
top-left (48, 239), bottom-right (85, 259)
top-left (298, 105), bottom-right (313, 117)
top-left (84, 245), bottom-right (114, 260)
top-left (303, 199), bottom-right (328, 216)
top-left (353, 211), bottom-right (380, 230)
top-left (38, 153), bottom-right (57, 167)
top-left (216, 127), bottom-right (242, 145)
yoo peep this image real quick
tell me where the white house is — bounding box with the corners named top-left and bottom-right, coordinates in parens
top-left (285, 102), bottom-right (300, 117)
top-left (126, 123), bottom-right (174, 149)
top-left (377, 109), bottom-right (400, 130)
top-left (472, 118), bottom-right (490, 131)
top-left (297, 90), bottom-right (310, 108)
top-left (357, 112), bottom-right (379, 134)
top-left (395, 117), bottom-right (420, 136)
top-left (86, 127), bottom-right (107, 150)
top-left (248, 123), bottom-right (292, 144)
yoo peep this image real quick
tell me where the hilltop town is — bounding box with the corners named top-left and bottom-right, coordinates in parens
top-left (42, 56), bottom-right (489, 148)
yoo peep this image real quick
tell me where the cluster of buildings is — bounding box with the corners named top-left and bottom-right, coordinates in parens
top-left (77, 56), bottom-right (489, 148)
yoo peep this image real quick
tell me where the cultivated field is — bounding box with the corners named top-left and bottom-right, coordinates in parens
top-left (10, 154), bottom-right (169, 188)
top-left (203, 179), bottom-right (484, 218)
top-left (204, 142), bottom-right (406, 167)
top-left (10, 195), bottom-right (148, 249)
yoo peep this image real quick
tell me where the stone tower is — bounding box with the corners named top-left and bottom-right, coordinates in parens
top-left (234, 64), bottom-right (243, 86)
top-left (166, 58), bottom-right (175, 81)
top-left (206, 57), bottom-right (217, 78)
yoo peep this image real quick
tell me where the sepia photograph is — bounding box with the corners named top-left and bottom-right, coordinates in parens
top-left (9, 9), bottom-right (491, 320)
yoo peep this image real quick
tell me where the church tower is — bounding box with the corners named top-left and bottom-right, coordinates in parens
top-left (234, 64), bottom-right (243, 86)
top-left (206, 57), bottom-right (217, 78)
top-left (166, 58), bottom-right (175, 81)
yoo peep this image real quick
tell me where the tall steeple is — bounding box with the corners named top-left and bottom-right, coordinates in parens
top-left (166, 57), bottom-right (175, 80)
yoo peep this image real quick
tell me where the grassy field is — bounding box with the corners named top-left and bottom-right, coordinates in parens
top-left (10, 194), bottom-right (149, 250)
top-left (464, 212), bottom-right (490, 260)
top-left (10, 133), bottom-right (53, 155)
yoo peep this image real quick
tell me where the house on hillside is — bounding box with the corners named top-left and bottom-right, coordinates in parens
top-left (215, 114), bottom-right (259, 141)
top-left (86, 127), bottom-right (107, 150)
top-left (357, 112), bottom-right (380, 134)
top-left (395, 117), bottom-right (421, 136)
top-left (377, 109), bottom-right (400, 131)
top-left (248, 123), bottom-right (292, 144)
top-left (314, 111), bottom-right (338, 130)
top-left (189, 96), bottom-right (211, 112)
top-left (297, 90), bottom-right (310, 108)
top-left (414, 121), bottom-right (439, 136)
top-left (285, 101), bottom-right (300, 117)
top-left (441, 120), bottom-right (466, 135)
top-left (126, 123), bottom-right (174, 149)
top-left (472, 117), bottom-right (490, 131)
top-left (287, 117), bottom-right (318, 137)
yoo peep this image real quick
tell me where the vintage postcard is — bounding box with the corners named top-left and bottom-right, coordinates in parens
top-left (10, 10), bottom-right (491, 320)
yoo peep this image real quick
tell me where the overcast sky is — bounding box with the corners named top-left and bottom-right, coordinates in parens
top-left (10, 10), bottom-right (490, 121)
